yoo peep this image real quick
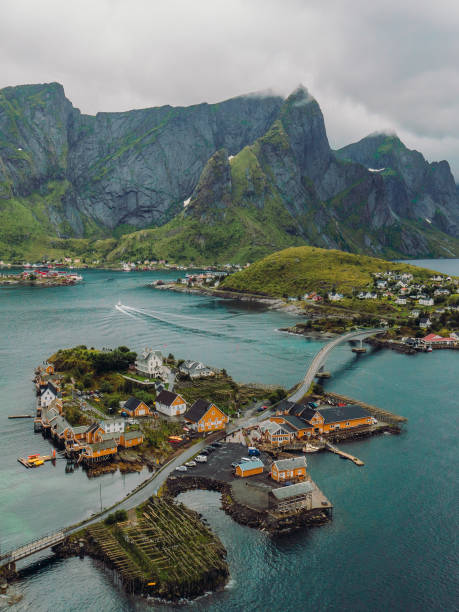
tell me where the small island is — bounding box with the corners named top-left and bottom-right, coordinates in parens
top-left (0, 269), bottom-right (83, 287)
top-left (53, 497), bottom-right (229, 601)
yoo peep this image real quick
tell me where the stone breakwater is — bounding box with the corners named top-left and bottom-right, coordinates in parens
top-left (166, 475), bottom-right (331, 534)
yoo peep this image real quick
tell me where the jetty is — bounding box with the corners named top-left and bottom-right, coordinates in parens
top-left (324, 441), bottom-right (364, 466)
top-left (8, 415), bottom-right (34, 419)
top-left (325, 392), bottom-right (407, 427)
top-left (17, 452), bottom-right (56, 468)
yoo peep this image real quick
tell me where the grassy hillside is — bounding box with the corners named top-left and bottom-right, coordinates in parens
top-left (220, 246), bottom-right (436, 297)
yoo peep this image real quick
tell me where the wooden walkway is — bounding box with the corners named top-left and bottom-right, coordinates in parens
top-left (325, 442), bottom-right (364, 466)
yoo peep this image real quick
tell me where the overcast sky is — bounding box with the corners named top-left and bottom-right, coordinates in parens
top-left (1, 0), bottom-right (458, 178)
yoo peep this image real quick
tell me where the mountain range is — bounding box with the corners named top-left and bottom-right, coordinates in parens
top-left (0, 82), bottom-right (458, 261)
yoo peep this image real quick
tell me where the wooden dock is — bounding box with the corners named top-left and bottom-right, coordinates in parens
top-left (325, 442), bottom-right (364, 466)
top-left (17, 454), bottom-right (55, 468)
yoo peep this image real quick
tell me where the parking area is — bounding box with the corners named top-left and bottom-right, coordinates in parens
top-left (174, 442), bottom-right (272, 483)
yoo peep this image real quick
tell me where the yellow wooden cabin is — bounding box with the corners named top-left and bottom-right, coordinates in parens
top-left (184, 399), bottom-right (228, 433)
top-left (119, 430), bottom-right (144, 448)
top-left (235, 458), bottom-right (264, 477)
top-left (271, 456), bottom-right (307, 483)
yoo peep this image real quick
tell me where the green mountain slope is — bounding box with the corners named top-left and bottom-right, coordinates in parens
top-left (0, 82), bottom-right (458, 262)
top-left (219, 246), bottom-right (437, 297)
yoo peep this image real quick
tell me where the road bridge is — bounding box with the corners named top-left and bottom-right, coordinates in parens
top-left (1, 329), bottom-right (384, 572)
top-left (289, 328), bottom-right (385, 403)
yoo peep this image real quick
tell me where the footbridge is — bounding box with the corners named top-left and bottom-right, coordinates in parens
top-left (0, 530), bottom-right (67, 569)
top-left (289, 328), bottom-right (385, 402)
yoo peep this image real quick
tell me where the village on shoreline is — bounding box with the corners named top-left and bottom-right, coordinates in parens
top-left (2, 338), bottom-right (408, 601)
top-left (152, 268), bottom-right (459, 352)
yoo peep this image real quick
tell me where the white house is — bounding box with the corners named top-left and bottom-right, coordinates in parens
top-left (419, 297), bottom-right (434, 307)
top-left (419, 317), bottom-right (432, 329)
top-left (328, 292), bottom-right (344, 301)
top-left (100, 419), bottom-right (125, 434)
top-left (358, 292), bottom-right (377, 300)
top-left (40, 383), bottom-right (59, 407)
top-left (395, 298), bottom-right (407, 305)
top-left (135, 348), bottom-right (167, 379)
top-left (179, 360), bottom-right (215, 379)
top-left (155, 390), bottom-right (187, 416)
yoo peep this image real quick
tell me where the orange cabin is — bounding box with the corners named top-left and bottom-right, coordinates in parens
top-left (119, 431), bottom-right (144, 448)
top-left (235, 458), bottom-right (264, 478)
top-left (123, 397), bottom-right (151, 417)
top-left (184, 399), bottom-right (228, 433)
top-left (271, 457), bottom-right (307, 482)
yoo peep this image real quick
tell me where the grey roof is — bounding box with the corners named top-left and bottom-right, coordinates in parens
top-left (124, 397), bottom-right (144, 412)
top-left (53, 416), bottom-right (70, 435)
top-left (88, 439), bottom-right (118, 452)
top-left (156, 390), bottom-right (184, 406)
top-left (236, 458), bottom-right (264, 472)
top-left (275, 399), bottom-right (296, 413)
top-left (272, 481), bottom-right (315, 500)
top-left (281, 415), bottom-right (310, 430)
top-left (185, 399), bottom-right (214, 423)
top-left (289, 403), bottom-right (318, 422)
top-left (100, 432), bottom-right (118, 441)
top-left (318, 404), bottom-right (370, 424)
top-left (273, 456), bottom-right (307, 471)
top-left (123, 430), bottom-right (143, 440)
top-left (71, 425), bottom-right (90, 435)
top-left (42, 382), bottom-right (58, 396)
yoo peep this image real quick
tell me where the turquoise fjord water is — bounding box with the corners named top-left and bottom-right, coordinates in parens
top-left (0, 261), bottom-right (458, 612)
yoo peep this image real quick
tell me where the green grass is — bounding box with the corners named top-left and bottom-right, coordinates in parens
top-left (220, 245), bottom-right (438, 297)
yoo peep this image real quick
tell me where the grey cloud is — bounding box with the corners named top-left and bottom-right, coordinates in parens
top-left (0, 0), bottom-right (458, 178)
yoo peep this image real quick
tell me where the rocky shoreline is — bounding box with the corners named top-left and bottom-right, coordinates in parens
top-left (365, 337), bottom-right (417, 354)
top-left (165, 475), bottom-right (331, 534)
top-left (151, 282), bottom-right (305, 314)
top-left (50, 498), bottom-right (229, 602)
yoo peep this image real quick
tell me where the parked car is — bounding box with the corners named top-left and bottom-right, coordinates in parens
top-left (211, 442), bottom-right (222, 448)
top-left (195, 455), bottom-right (208, 463)
top-left (256, 406), bottom-right (266, 413)
top-left (248, 447), bottom-right (260, 457)
top-left (175, 465), bottom-right (187, 472)
top-left (185, 461), bottom-right (196, 468)
top-left (204, 446), bottom-right (215, 453)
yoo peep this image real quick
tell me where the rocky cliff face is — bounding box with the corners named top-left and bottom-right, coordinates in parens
top-left (0, 82), bottom-right (458, 260)
top-left (336, 133), bottom-right (459, 236)
top-left (0, 83), bottom-right (283, 235)
top-left (179, 87), bottom-right (459, 259)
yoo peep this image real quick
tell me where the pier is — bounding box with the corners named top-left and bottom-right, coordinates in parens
top-left (324, 441), bottom-right (364, 466)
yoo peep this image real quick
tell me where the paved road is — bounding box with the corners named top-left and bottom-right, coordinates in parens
top-left (289, 328), bottom-right (384, 402)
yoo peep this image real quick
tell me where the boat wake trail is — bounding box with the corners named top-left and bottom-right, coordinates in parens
top-left (115, 302), bottom-right (255, 344)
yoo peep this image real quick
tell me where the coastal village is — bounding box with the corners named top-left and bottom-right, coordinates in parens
top-left (160, 267), bottom-right (459, 350)
top-left (27, 343), bottom-right (405, 528)
top-left (2, 339), bottom-right (410, 599)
